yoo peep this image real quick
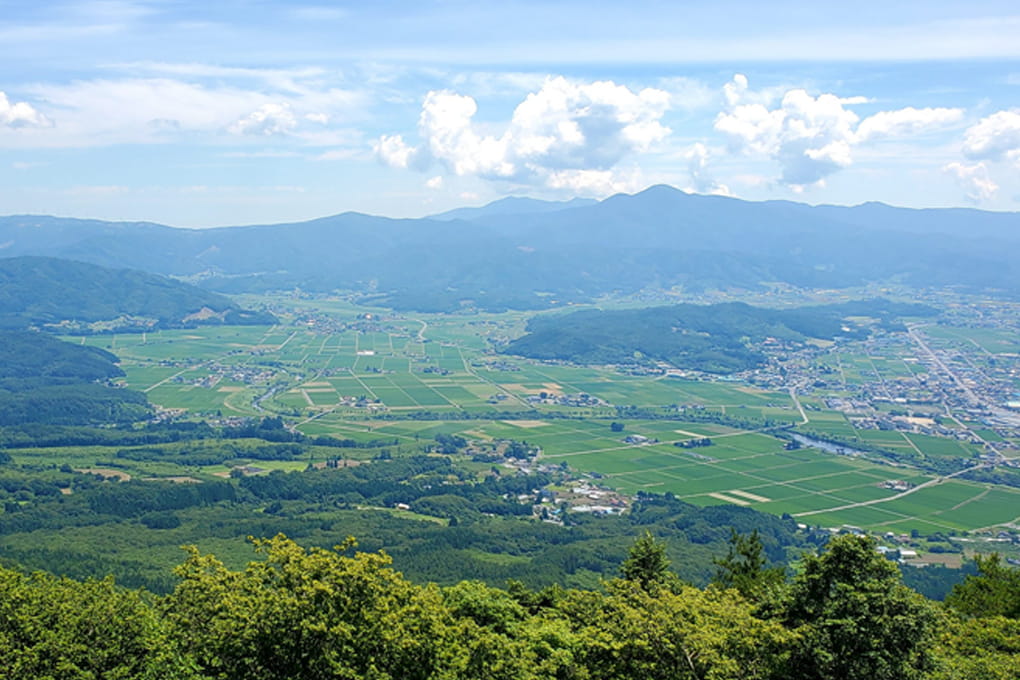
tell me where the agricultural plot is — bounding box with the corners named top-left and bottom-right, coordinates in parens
top-left (496, 418), bottom-right (1020, 532)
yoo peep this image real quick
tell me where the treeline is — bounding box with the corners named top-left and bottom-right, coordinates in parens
top-left (0, 415), bottom-right (398, 449)
top-left (0, 532), bottom-right (1017, 680)
top-left (503, 299), bottom-right (936, 373)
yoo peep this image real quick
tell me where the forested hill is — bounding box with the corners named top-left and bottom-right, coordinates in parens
top-left (504, 299), bottom-right (937, 373)
top-left (0, 330), bottom-right (149, 426)
top-left (0, 256), bottom-right (274, 331)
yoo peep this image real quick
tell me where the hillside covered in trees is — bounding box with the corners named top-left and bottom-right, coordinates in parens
top-left (1, 532), bottom-right (1017, 680)
top-left (0, 256), bottom-right (274, 331)
top-left (504, 299), bottom-right (935, 373)
top-left (0, 330), bottom-right (150, 426)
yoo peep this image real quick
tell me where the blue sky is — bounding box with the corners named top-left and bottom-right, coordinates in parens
top-left (1, 1), bottom-right (1019, 226)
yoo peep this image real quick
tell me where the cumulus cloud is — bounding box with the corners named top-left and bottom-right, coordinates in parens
top-left (716, 81), bottom-right (858, 187)
top-left (962, 110), bottom-right (1020, 163)
top-left (0, 91), bottom-right (51, 128)
top-left (374, 134), bottom-right (419, 169)
top-left (944, 161), bottom-right (998, 202)
top-left (425, 175), bottom-right (443, 189)
top-left (685, 143), bottom-right (731, 196)
top-left (228, 103), bottom-right (297, 136)
top-left (417, 90), bottom-right (513, 177)
top-left (715, 74), bottom-right (964, 189)
top-left (376, 77), bottom-right (670, 195)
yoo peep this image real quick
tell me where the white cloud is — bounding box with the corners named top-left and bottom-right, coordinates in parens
top-left (856, 107), bottom-right (964, 142)
top-left (684, 143), bottom-right (731, 196)
top-left (6, 77), bottom-right (364, 148)
top-left (722, 73), bottom-right (784, 109)
top-left (0, 91), bottom-right (52, 128)
top-left (716, 79), bottom-right (858, 187)
top-left (417, 90), bottom-right (513, 177)
top-left (228, 103), bottom-right (297, 136)
top-left (425, 175), bottom-right (443, 189)
top-left (110, 62), bottom-right (329, 90)
top-left (715, 74), bottom-right (967, 189)
top-left (374, 134), bottom-right (419, 169)
top-left (545, 168), bottom-right (644, 196)
top-left (943, 161), bottom-right (998, 202)
top-left (962, 110), bottom-right (1020, 162)
top-left (18, 78), bottom-right (265, 146)
top-left (377, 76), bottom-right (670, 195)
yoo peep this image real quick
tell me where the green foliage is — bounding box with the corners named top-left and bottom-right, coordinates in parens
top-left (0, 330), bottom-right (150, 426)
top-left (85, 480), bottom-right (236, 517)
top-left (620, 530), bottom-right (680, 592)
top-left (1, 531), bottom-right (1001, 679)
top-left (713, 529), bottom-right (785, 603)
top-left (944, 554), bottom-right (1020, 619)
top-left (0, 566), bottom-right (197, 679)
top-left (164, 535), bottom-right (451, 680)
top-left (782, 534), bottom-right (940, 680)
top-left (932, 615), bottom-right (1020, 680)
top-left (558, 580), bottom-right (793, 680)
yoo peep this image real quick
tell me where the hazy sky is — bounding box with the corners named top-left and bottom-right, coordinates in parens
top-left (1, 0), bottom-right (1019, 226)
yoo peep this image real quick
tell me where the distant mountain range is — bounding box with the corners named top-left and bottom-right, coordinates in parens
top-left (0, 256), bottom-right (274, 331)
top-left (2, 186), bottom-right (1017, 312)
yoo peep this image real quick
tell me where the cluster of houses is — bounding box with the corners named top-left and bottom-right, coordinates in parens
top-left (525, 392), bottom-right (606, 407)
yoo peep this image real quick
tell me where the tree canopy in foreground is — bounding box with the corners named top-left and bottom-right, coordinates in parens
top-left (0, 533), bottom-right (1018, 679)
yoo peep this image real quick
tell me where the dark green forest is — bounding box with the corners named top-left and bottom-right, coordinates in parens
top-left (503, 299), bottom-right (935, 373)
top-left (0, 330), bottom-right (150, 426)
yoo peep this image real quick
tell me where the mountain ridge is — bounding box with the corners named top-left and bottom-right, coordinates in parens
top-left (2, 185), bottom-right (1018, 312)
